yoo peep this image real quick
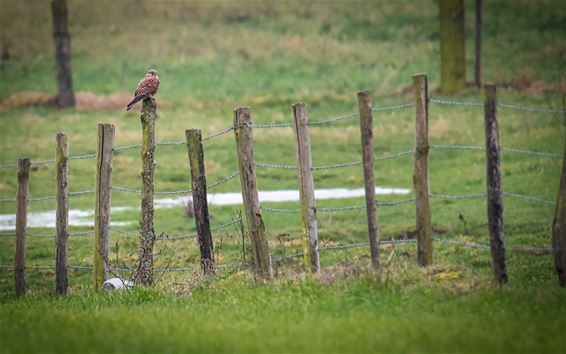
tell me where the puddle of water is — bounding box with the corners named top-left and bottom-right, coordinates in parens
top-left (0, 186), bottom-right (410, 230)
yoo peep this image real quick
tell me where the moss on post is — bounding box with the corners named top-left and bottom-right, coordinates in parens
top-left (137, 97), bottom-right (157, 286)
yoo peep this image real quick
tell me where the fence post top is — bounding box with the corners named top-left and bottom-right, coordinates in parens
top-left (234, 106), bottom-right (251, 113)
top-left (186, 129), bottom-right (201, 135)
top-left (484, 84), bottom-right (497, 92)
top-left (97, 122), bottom-right (115, 129)
top-left (357, 90), bottom-right (371, 98)
top-left (412, 73), bottom-right (428, 80)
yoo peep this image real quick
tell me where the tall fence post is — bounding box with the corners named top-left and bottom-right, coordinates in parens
top-left (55, 132), bottom-right (69, 295)
top-left (14, 158), bottom-right (30, 297)
top-left (413, 74), bottom-right (433, 266)
top-left (357, 91), bottom-right (381, 275)
top-left (552, 126), bottom-right (566, 287)
top-left (94, 123), bottom-right (114, 292)
top-left (484, 84), bottom-right (508, 284)
top-left (233, 107), bottom-right (273, 280)
top-left (186, 129), bottom-right (214, 274)
top-left (292, 103), bottom-right (320, 273)
top-left (137, 98), bottom-right (157, 286)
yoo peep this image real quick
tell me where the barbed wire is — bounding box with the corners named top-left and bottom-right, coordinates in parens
top-left (113, 144), bottom-right (142, 152)
top-left (497, 103), bottom-right (565, 114)
top-left (430, 98), bottom-right (565, 114)
top-left (154, 189), bottom-right (192, 196)
top-left (377, 197), bottom-right (416, 206)
top-left (375, 150), bottom-right (414, 161)
top-left (501, 147), bottom-right (563, 159)
top-left (308, 112), bottom-right (360, 126)
top-left (31, 159), bottom-right (56, 165)
top-left (111, 186), bottom-right (142, 194)
top-left (503, 192), bottom-right (554, 205)
top-left (257, 150), bottom-right (414, 171)
top-left (68, 153), bottom-right (97, 160)
top-left (429, 98), bottom-right (483, 107)
top-left (207, 171), bottom-right (240, 191)
top-left (318, 205), bottom-right (366, 213)
top-left (109, 227), bottom-right (140, 237)
top-left (156, 230), bottom-right (197, 241)
top-left (0, 230), bottom-right (95, 238)
top-left (251, 123), bottom-right (294, 129)
top-left (431, 144), bottom-right (562, 159)
top-left (261, 206), bottom-right (301, 213)
top-left (0, 163), bottom-right (18, 169)
top-left (203, 126), bottom-right (236, 141)
top-left (313, 160), bottom-right (362, 171)
top-left (255, 162), bottom-right (297, 170)
top-left (372, 103), bottom-right (415, 112)
top-left (28, 195), bottom-right (56, 202)
top-left (156, 141), bottom-right (184, 146)
top-left (70, 189), bottom-right (96, 197)
top-left (431, 144), bottom-right (484, 151)
top-left (430, 193), bottom-right (487, 200)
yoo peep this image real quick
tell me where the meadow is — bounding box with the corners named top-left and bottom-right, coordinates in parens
top-left (0, 1), bottom-right (565, 353)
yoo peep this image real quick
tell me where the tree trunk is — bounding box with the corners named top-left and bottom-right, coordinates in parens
top-left (51, 0), bottom-right (75, 107)
top-left (439, 0), bottom-right (466, 95)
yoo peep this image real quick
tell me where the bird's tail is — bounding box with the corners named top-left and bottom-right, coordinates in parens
top-left (126, 94), bottom-right (147, 111)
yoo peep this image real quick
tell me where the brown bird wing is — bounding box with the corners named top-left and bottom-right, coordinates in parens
top-left (134, 74), bottom-right (160, 97)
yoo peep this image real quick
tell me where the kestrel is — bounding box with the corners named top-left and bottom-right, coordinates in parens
top-left (126, 69), bottom-right (160, 111)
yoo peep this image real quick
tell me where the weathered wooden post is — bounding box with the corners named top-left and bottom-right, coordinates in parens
top-left (357, 91), bottom-right (381, 275)
top-left (186, 129), bottom-right (214, 274)
top-left (55, 132), bottom-right (69, 295)
top-left (413, 74), bottom-right (433, 266)
top-left (292, 103), bottom-right (320, 273)
top-left (552, 117), bottom-right (566, 286)
top-left (484, 84), bottom-right (507, 284)
top-left (94, 123), bottom-right (114, 292)
top-left (15, 158), bottom-right (30, 296)
top-left (233, 107), bottom-right (273, 280)
top-left (137, 98), bottom-right (157, 285)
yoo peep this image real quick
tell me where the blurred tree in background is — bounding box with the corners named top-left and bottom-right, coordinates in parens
top-left (439, 0), bottom-right (466, 95)
top-left (51, 0), bottom-right (75, 107)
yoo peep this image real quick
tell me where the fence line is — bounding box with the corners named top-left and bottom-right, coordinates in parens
top-left (0, 100), bottom-right (561, 170)
top-left (2, 83), bottom-right (564, 293)
top-left (430, 98), bottom-right (565, 114)
top-left (431, 144), bottom-right (563, 159)
top-left (0, 235), bottom-right (552, 272)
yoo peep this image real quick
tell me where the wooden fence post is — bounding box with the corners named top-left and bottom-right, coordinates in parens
top-left (484, 84), bottom-right (508, 284)
top-left (413, 74), bottom-right (433, 266)
top-left (186, 129), bottom-right (214, 274)
top-left (551, 123), bottom-right (566, 287)
top-left (233, 107), bottom-right (273, 280)
top-left (357, 91), bottom-right (381, 275)
top-left (137, 98), bottom-right (157, 286)
top-left (55, 133), bottom-right (69, 295)
top-left (15, 158), bottom-right (30, 296)
top-left (94, 123), bottom-right (114, 292)
top-left (292, 103), bottom-right (320, 273)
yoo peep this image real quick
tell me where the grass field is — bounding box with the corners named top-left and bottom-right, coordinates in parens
top-left (0, 1), bottom-right (565, 353)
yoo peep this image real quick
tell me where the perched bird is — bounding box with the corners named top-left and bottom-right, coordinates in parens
top-left (126, 69), bottom-right (160, 111)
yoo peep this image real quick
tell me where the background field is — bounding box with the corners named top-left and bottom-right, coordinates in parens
top-left (0, 1), bottom-right (565, 353)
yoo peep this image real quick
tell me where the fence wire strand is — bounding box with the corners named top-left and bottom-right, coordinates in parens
top-left (503, 191), bottom-right (554, 205)
top-left (207, 171), bottom-right (240, 191)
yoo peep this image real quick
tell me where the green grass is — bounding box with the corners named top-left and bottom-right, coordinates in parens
top-left (1, 1), bottom-right (565, 353)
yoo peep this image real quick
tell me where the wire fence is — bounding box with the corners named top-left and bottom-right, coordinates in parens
top-left (0, 97), bottom-right (562, 287)
top-left (1, 233), bottom-right (551, 272)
